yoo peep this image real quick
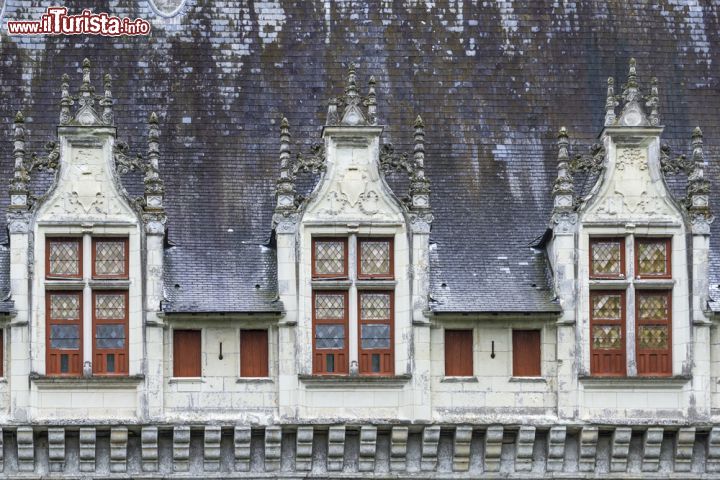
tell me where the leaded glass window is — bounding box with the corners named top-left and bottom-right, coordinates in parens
top-left (592, 325), bottom-right (622, 350)
top-left (359, 239), bottom-right (392, 277)
top-left (95, 324), bottom-right (126, 349)
top-left (591, 294), bottom-right (623, 320)
top-left (95, 293), bottom-right (126, 320)
top-left (315, 324), bottom-right (345, 349)
top-left (94, 239), bottom-right (127, 277)
top-left (50, 325), bottom-right (80, 350)
top-left (49, 293), bottom-right (81, 320)
top-left (590, 239), bottom-right (624, 278)
top-left (315, 294), bottom-right (345, 319)
top-left (313, 239), bottom-right (346, 277)
top-left (48, 239), bottom-right (81, 277)
top-left (637, 294), bottom-right (669, 321)
top-left (636, 239), bottom-right (670, 277)
top-left (638, 326), bottom-right (669, 349)
top-left (360, 293), bottom-right (392, 350)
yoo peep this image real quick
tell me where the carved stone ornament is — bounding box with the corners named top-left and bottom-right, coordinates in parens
top-left (7, 212), bottom-right (30, 234)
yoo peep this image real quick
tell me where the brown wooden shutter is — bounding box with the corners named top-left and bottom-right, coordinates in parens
top-left (240, 330), bottom-right (269, 377)
top-left (444, 330), bottom-right (473, 376)
top-left (512, 330), bottom-right (542, 377)
top-left (173, 330), bottom-right (201, 377)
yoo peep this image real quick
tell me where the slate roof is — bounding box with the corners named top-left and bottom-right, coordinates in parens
top-left (1, 1), bottom-right (720, 314)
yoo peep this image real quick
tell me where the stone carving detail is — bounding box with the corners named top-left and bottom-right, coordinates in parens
top-left (327, 426), bottom-right (346, 472)
top-left (421, 425), bottom-right (441, 471)
top-left (359, 426), bottom-right (378, 472)
top-left (390, 426), bottom-right (409, 472)
top-left (79, 427), bottom-right (96, 472)
top-left (483, 425), bottom-right (503, 473)
top-left (173, 426), bottom-right (191, 472)
top-left (546, 426), bottom-right (566, 472)
top-left (17, 426), bottom-right (34, 472)
top-left (296, 426), bottom-right (314, 471)
top-left (59, 59), bottom-right (113, 128)
top-left (265, 426), bottom-right (282, 472)
top-left (233, 426), bottom-right (252, 472)
top-left (616, 148), bottom-right (646, 171)
top-left (110, 427), bottom-right (128, 473)
top-left (642, 427), bottom-right (664, 472)
top-left (48, 428), bottom-right (65, 472)
top-left (453, 425), bottom-right (472, 472)
top-left (578, 426), bottom-right (598, 472)
top-left (674, 427), bottom-right (696, 472)
top-left (273, 66), bottom-right (431, 230)
top-left (610, 427), bottom-right (632, 472)
top-left (515, 426), bottom-right (536, 472)
top-left (604, 58), bottom-right (658, 128)
top-left (708, 427), bottom-right (720, 472)
top-left (204, 426), bottom-right (221, 472)
top-left (141, 426), bottom-right (159, 472)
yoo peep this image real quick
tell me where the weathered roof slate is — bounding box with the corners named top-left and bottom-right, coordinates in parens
top-left (1, 1), bottom-right (720, 314)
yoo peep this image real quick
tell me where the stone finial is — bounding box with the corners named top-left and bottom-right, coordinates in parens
top-left (647, 77), bottom-right (659, 126)
top-left (551, 127), bottom-right (577, 231)
top-left (273, 117), bottom-right (299, 231)
top-left (345, 63), bottom-right (359, 102)
top-left (687, 126), bottom-right (712, 233)
top-left (59, 58), bottom-right (115, 126)
top-left (100, 73), bottom-right (114, 125)
top-left (604, 77), bottom-right (617, 126)
top-left (366, 75), bottom-right (377, 125)
top-left (616, 57), bottom-right (650, 127)
top-left (10, 111), bottom-right (29, 209)
top-left (626, 57), bottom-right (638, 90)
top-left (60, 74), bottom-right (73, 125)
top-left (143, 112), bottom-right (167, 234)
top-left (409, 115), bottom-right (432, 222)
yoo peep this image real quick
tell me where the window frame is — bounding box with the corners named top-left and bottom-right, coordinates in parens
top-left (92, 237), bottom-right (130, 280)
top-left (635, 290), bottom-right (672, 376)
top-left (45, 237), bottom-right (83, 280)
top-left (444, 329), bottom-right (474, 377)
top-left (172, 329), bottom-right (202, 378)
top-left (634, 238), bottom-right (672, 280)
top-left (312, 290), bottom-right (349, 375)
top-left (311, 237), bottom-right (349, 279)
top-left (589, 237), bottom-right (626, 279)
top-left (512, 329), bottom-right (542, 377)
top-left (589, 290), bottom-right (627, 377)
top-left (240, 329), bottom-right (269, 378)
top-left (46, 290), bottom-right (84, 377)
top-left (91, 290), bottom-right (129, 376)
top-left (357, 237), bottom-right (394, 280)
top-left (357, 290), bottom-right (394, 375)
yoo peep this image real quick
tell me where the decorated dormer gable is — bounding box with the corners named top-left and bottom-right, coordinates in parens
top-left (273, 65), bottom-right (432, 393)
top-left (7, 59), bottom-right (166, 390)
top-left (548, 59), bottom-right (712, 418)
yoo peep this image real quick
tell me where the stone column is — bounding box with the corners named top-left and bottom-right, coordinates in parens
top-left (276, 222), bottom-right (299, 419)
top-left (144, 223), bottom-right (165, 420)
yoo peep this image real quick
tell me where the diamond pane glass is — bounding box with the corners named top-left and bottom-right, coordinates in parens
top-left (50, 325), bottom-right (80, 349)
top-left (315, 324), bottom-right (345, 349)
top-left (592, 325), bottom-right (622, 350)
top-left (95, 294), bottom-right (126, 320)
top-left (315, 294), bottom-right (345, 320)
top-left (360, 293), bottom-right (391, 320)
top-left (50, 294), bottom-right (80, 320)
top-left (591, 240), bottom-right (622, 276)
top-left (637, 241), bottom-right (668, 276)
top-left (360, 241), bottom-right (391, 276)
top-left (638, 325), bottom-right (669, 349)
top-left (638, 294), bottom-right (669, 321)
top-left (95, 240), bottom-right (126, 276)
top-left (591, 294), bottom-right (623, 320)
top-left (361, 324), bottom-right (391, 349)
top-left (314, 240), bottom-right (345, 275)
top-left (95, 324), bottom-right (126, 349)
top-left (49, 240), bottom-right (80, 276)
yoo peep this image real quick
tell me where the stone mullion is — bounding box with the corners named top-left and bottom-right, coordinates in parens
top-left (348, 234), bottom-right (359, 370)
top-left (82, 233), bottom-right (93, 375)
top-left (626, 234), bottom-right (637, 377)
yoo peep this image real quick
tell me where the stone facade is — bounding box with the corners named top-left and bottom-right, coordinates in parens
top-left (0, 53), bottom-right (719, 478)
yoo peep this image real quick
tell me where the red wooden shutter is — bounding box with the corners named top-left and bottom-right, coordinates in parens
top-left (590, 291), bottom-right (626, 376)
top-left (636, 291), bottom-right (672, 376)
top-left (47, 291), bottom-right (83, 376)
top-left (512, 330), bottom-right (541, 377)
top-left (444, 330), bottom-right (473, 376)
top-left (240, 330), bottom-right (269, 377)
top-left (173, 330), bottom-right (201, 377)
